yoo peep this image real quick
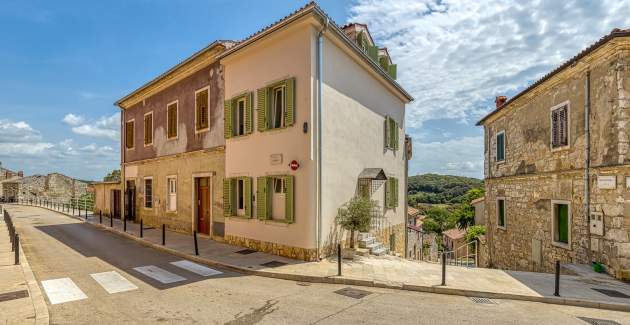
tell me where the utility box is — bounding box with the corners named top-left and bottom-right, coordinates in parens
top-left (590, 213), bottom-right (604, 236)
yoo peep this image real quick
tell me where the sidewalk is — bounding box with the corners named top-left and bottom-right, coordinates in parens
top-left (15, 203), bottom-right (630, 312)
top-left (0, 208), bottom-right (49, 325)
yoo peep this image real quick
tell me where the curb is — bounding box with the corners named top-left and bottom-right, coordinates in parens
top-left (13, 204), bottom-right (630, 313)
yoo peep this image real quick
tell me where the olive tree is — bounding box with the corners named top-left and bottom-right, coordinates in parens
top-left (336, 196), bottom-right (377, 248)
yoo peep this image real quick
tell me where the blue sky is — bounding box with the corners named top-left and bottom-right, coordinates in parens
top-left (1, 0), bottom-right (629, 181)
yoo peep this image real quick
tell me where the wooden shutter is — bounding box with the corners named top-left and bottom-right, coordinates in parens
top-left (385, 178), bottom-right (392, 208)
top-left (167, 103), bottom-right (177, 138)
top-left (144, 114), bottom-right (152, 145)
top-left (392, 177), bottom-right (399, 207)
top-left (388, 64), bottom-right (397, 80)
top-left (557, 204), bottom-right (569, 243)
top-left (285, 78), bottom-right (295, 127)
top-left (498, 200), bottom-right (505, 227)
top-left (559, 106), bottom-right (568, 147)
top-left (496, 133), bottom-right (505, 161)
top-left (223, 178), bottom-right (234, 217)
top-left (392, 119), bottom-right (399, 150)
top-left (125, 121), bottom-right (134, 149)
top-left (551, 109), bottom-right (559, 148)
top-left (256, 176), bottom-right (269, 220)
top-left (367, 45), bottom-right (379, 62)
top-left (284, 175), bottom-right (294, 223)
top-left (224, 99), bottom-right (233, 138)
top-left (196, 89), bottom-right (209, 130)
top-left (257, 88), bottom-right (268, 132)
top-left (244, 177), bottom-right (252, 218)
top-left (245, 92), bottom-right (253, 134)
top-left (385, 116), bottom-right (391, 149)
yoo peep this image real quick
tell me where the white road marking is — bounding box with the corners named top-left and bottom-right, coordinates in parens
top-left (90, 271), bottom-right (138, 294)
top-left (133, 265), bottom-right (186, 284)
top-left (170, 260), bottom-right (223, 277)
top-left (41, 278), bottom-right (87, 304)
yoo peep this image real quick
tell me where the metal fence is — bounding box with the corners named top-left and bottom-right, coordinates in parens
top-left (1, 194), bottom-right (95, 217)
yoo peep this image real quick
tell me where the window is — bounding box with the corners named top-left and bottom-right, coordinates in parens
top-left (385, 177), bottom-right (399, 209)
top-left (224, 93), bottom-right (253, 138)
top-left (257, 78), bottom-right (295, 132)
top-left (195, 88), bottom-right (209, 132)
top-left (167, 101), bottom-right (178, 139)
top-left (255, 175), bottom-right (294, 223)
top-left (223, 177), bottom-right (252, 218)
top-left (167, 177), bottom-right (177, 212)
top-left (236, 178), bottom-right (245, 216)
top-left (385, 116), bottom-right (399, 150)
top-left (125, 120), bottom-right (135, 149)
top-left (497, 198), bottom-right (506, 228)
top-left (496, 131), bottom-right (505, 162)
top-left (144, 112), bottom-right (153, 146)
top-left (144, 178), bottom-right (153, 208)
top-left (551, 103), bottom-right (569, 149)
top-left (552, 200), bottom-right (570, 247)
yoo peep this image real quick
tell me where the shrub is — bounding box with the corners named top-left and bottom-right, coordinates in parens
top-left (337, 196), bottom-right (378, 248)
top-left (465, 225), bottom-right (486, 242)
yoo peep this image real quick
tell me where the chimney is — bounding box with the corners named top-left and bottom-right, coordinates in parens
top-left (17, 171), bottom-right (23, 177)
top-left (495, 96), bottom-right (508, 109)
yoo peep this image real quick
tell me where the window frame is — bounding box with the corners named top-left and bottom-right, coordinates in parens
top-left (550, 101), bottom-right (570, 151)
top-left (495, 130), bottom-right (506, 163)
top-left (166, 100), bottom-right (179, 140)
top-left (235, 97), bottom-right (247, 136)
top-left (269, 84), bottom-right (286, 130)
top-left (551, 199), bottom-right (571, 249)
top-left (143, 111), bottom-right (153, 147)
top-left (194, 86), bottom-right (210, 134)
top-left (166, 175), bottom-right (177, 212)
top-left (144, 177), bottom-right (153, 209)
top-left (125, 119), bottom-right (135, 150)
top-left (496, 197), bottom-right (506, 230)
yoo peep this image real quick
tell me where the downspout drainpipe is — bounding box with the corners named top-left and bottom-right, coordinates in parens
top-left (120, 107), bottom-right (125, 219)
top-left (316, 18), bottom-right (329, 260)
top-left (584, 70), bottom-right (592, 262)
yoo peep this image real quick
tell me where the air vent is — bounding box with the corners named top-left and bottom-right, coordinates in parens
top-left (577, 316), bottom-right (621, 325)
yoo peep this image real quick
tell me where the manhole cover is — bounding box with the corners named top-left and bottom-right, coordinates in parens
top-left (577, 316), bottom-right (621, 325)
top-left (296, 282), bottom-right (311, 286)
top-left (260, 261), bottom-right (288, 268)
top-left (0, 290), bottom-right (29, 302)
top-left (469, 297), bottom-right (496, 304)
top-left (591, 288), bottom-right (630, 298)
top-left (334, 287), bottom-right (372, 299)
top-left (236, 249), bottom-right (257, 255)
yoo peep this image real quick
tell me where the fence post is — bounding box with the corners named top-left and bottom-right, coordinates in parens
top-left (441, 251), bottom-right (446, 286)
top-left (162, 224), bottom-right (165, 245)
top-left (554, 260), bottom-right (560, 297)
top-left (194, 231), bottom-right (199, 255)
top-left (14, 234), bottom-right (19, 265)
top-left (337, 243), bottom-right (342, 276)
top-left (140, 219), bottom-right (143, 238)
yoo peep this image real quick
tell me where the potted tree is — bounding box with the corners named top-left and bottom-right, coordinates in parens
top-left (336, 196), bottom-right (376, 259)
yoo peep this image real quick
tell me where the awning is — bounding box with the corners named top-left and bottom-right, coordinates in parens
top-left (358, 168), bottom-right (387, 180)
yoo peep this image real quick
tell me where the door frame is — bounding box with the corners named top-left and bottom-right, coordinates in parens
top-left (191, 172), bottom-right (214, 236)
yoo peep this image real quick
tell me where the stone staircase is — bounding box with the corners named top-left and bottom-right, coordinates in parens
top-left (358, 232), bottom-right (388, 256)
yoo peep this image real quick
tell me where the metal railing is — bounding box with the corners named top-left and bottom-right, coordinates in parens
top-left (441, 240), bottom-right (478, 268)
top-left (2, 205), bottom-right (20, 265)
top-left (1, 195), bottom-right (95, 218)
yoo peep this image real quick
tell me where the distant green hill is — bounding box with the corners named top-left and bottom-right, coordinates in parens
top-left (408, 173), bottom-right (483, 205)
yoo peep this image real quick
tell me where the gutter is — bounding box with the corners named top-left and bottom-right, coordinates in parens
top-left (315, 17), bottom-right (329, 260)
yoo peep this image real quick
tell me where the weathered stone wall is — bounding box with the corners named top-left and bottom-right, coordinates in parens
top-left (372, 223), bottom-right (406, 256)
top-left (14, 173), bottom-right (89, 202)
top-left (482, 40), bottom-right (630, 278)
top-left (226, 234), bottom-right (318, 261)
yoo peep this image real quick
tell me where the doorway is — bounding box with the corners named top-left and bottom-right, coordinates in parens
top-left (125, 180), bottom-right (135, 220)
top-left (196, 177), bottom-right (211, 235)
top-left (111, 189), bottom-right (121, 218)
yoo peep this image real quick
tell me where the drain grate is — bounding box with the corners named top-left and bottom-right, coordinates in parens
top-left (296, 282), bottom-right (311, 287)
top-left (260, 261), bottom-right (288, 268)
top-left (236, 249), bottom-right (257, 255)
top-left (0, 290), bottom-right (29, 302)
top-left (591, 288), bottom-right (630, 299)
top-left (577, 317), bottom-right (621, 325)
top-left (334, 287), bottom-right (372, 299)
top-left (469, 297), bottom-right (496, 304)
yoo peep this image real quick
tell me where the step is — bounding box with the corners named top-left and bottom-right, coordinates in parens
top-left (371, 247), bottom-right (388, 256)
top-left (365, 242), bottom-right (381, 250)
top-left (357, 233), bottom-right (373, 241)
top-left (358, 238), bottom-right (375, 248)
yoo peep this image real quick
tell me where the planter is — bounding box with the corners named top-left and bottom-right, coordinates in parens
top-left (342, 248), bottom-right (356, 260)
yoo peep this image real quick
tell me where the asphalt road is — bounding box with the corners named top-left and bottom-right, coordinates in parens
top-left (6, 205), bottom-right (630, 325)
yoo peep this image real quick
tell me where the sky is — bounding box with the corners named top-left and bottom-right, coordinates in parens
top-left (0, 0), bottom-right (629, 181)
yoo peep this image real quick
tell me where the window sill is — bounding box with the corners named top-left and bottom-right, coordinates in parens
top-left (551, 145), bottom-right (570, 153)
top-left (195, 128), bottom-right (210, 134)
top-left (143, 143), bottom-right (153, 148)
top-left (228, 133), bottom-right (252, 140)
top-left (495, 160), bottom-right (506, 165)
top-left (263, 219), bottom-right (293, 226)
top-left (497, 225), bottom-right (506, 231)
top-left (227, 215), bottom-right (253, 221)
top-left (551, 241), bottom-right (571, 250)
top-left (260, 126), bottom-right (293, 134)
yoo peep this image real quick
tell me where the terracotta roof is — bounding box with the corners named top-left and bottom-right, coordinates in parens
top-left (443, 228), bottom-right (466, 240)
top-left (408, 206), bottom-right (420, 217)
top-left (477, 28), bottom-right (630, 126)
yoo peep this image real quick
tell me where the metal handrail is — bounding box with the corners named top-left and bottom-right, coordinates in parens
top-left (441, 240), bottom-right (478, 267)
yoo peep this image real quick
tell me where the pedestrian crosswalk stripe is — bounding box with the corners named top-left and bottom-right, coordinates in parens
top-left (170, 260), bottom-right (223, 277)
top-left (133, 265), bottom-right (186, 284)
top-left (90, 271), bottom-right (138, 294)
top-left (41, 278), bottom-right (87, 305)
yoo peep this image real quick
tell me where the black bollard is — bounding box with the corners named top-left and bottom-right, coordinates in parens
top-left (14, 234), bottom-right (19, 265)
top-left (99, 210), bottom-right (102, 224)
top-left (337, 243), bottom-right (342, 276)
top-left (194, 231), bottom-right (199, 255)
top-left (110, 214), bottom-right (113, 227)
top-left (162, 224), bottom-right (165, 245)
top-left (140, 219), bottom-right (143, 238)
top-left (441, 251), bottom-right (446, 286)
top-left (72, 205), bottom-right (75, 215)
top-left (554, 260), bottom-right (560, 297)
top-left (123, 217), bottom-right (127, 232)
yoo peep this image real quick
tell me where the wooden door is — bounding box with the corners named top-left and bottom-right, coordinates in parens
top-left (197, 178), bottom-right (210, 235)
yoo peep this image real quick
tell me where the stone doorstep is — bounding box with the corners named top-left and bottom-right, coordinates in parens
top-left (18, 204), bottom-right (630, 313)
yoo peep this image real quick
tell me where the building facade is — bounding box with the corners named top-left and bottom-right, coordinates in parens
top-left (477, 29), bottom-right (630, 279)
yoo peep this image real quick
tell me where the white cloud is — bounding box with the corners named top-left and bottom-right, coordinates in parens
top-left (62, 113), bottom-right (85, 126)
top-left (0, 119), bottom-right (42, 143)
top-left (348, 0), bottom-right (630, 176)
top-left (411, 136), bottom-right (484, 178)
top-left (67, 113), bottom-right (120, 141)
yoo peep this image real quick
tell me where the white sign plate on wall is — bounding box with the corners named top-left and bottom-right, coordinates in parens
top-left (597, 175), bottom-right (616, 189)
top-left (270, 154), bottom-right (283, 165)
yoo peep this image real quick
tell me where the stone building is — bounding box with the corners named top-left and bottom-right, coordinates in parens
top-left (109, 2), bottom-right (412, 261)
top-left (477, 29), bottom-right (630, 279)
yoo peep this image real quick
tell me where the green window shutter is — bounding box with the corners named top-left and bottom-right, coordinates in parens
top-left (392, 178), bottom-right (399, 207)
top-left (224, 99), bottom-right (233, 139)
top-left (223, 178), bottom-right (233, 217)
top-left (245, 92), bottom-right (254, 134)
top-left (285, 78), bottom-right (295, 127)
top-left (557, 204), bottom-right (569, 243)
top-left (256, 176), bottom-right (269, 220)
top-left (257, 88), bottom-right (268, 132)
top-left (392, 119), bottom-right (399, 150)
top-left (385, 178), bottom-right (392, 208)
top-left (385, 116), bottom-right (391, 149)
top-left (388, 64), bottom-right (397, 80)
top-left (244, 177), bottom-right (252, 218)
top-left (498, 200), bottom-right (505, 227)
top-left (368, 45), bottom-right (379, 62)
top-left (284, 175), bottom-right (294, 223)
